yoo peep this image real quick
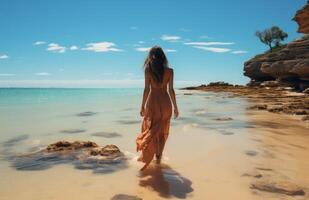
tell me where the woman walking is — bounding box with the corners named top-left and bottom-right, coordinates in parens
top-left (136, 46), bottom-right (179, 171)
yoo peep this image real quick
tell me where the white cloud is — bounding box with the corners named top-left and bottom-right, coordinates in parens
top-left (231, 50), bottom-right (248, 54)
top-left (166, 49), bottom-right (177, 52)
top-left (34, 41), bottom-right (46, 45)
top-left (70, 45), bottom-right (78, 50)
top-left (161, 34), bottom-right (181, 42)
top-left (47, 43), bottom-right (66, 53)
top-left (184, 42), bottom-right (234, 46)
top-left (0, 73), bottom-right (15, 76)
top-left (0, 54), bottom-right (9, 59)
top-left (82, 42), bottom-right (123, 52)
top-left (135, 47), bottom-right (151, 52)
top-left (35, 72), bottom-right (51, 76)
top-left (193, 46), bottom-right (231, 53)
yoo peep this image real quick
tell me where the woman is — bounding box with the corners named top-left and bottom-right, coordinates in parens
top-left (136, 46), bottom-right (179, 171)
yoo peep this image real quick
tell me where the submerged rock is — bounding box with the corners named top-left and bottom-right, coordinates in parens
top-left (245, 150), bottom-right (259, 157)
top-left (60, 129), bottom-right (86, 134)
top-left (111, 194), bottom-right (142, 200)
top-left (242, 172), bottom-right (263, 179)
top-left (91, 131), bottom-right (122, 138)
top-left (214, 117), bottom-right (233, 121)
top-left (2, 135), bottom-right (29, 147)
top-left (8, 140), bottom-right (126, 173)
top-left (76, 111), bottom-right (97, 117)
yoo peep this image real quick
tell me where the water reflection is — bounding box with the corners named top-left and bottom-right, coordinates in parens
top-left (139, 164), bottom-right (193, 199)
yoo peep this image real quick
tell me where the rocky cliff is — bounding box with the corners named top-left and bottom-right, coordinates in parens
top-left (244, 2), bottom-right (309, 91)
top-left (293, 1), bottom-right (309, 34)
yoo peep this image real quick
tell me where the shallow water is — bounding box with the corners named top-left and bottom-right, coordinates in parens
top-left (0, 88), bottom-right (308, 200)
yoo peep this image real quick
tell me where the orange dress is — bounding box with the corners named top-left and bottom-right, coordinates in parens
top-left (136, 68), bottom-right (173, 167)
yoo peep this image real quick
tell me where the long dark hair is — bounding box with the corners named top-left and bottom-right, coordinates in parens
top-left (144, 46), bottom-right (168, 83)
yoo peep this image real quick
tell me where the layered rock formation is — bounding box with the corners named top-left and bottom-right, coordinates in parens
top-left (244, 37), bottom-right (309, 90)
top-left (293, 1), bottom-right (309, 34)
top-left (244, 1), bottom-right (309, 91)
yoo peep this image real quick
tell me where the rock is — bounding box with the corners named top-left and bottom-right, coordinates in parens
top-left (214, 117), bottom-right (233, 121)
top-left (303, 88), bottom-right (309, 93)
top-left (268, 106), bottom-right (284, 113)
top-left (302, 115), bottom-right (309, 121)
top-left (89, 145), bottom-right (121, 157)
top-left (244, 2), bottom-right (309, 90)
top-left (248, 104), bottom-right (268, 110)
top-left (2, 135), bottom-right (29, 147)
top-left (181, 82), bottom-right (238, 90)
top-left (244, 61), bottom-right (273, 81)
top-left (245, 150), bottom-right (259, 157)
top-left (111, 194), bottom-right (142, 200)
top-left (76, 111), bottom-right (97, 117)
top-left (251, 180), bottom-right (305, 196)
top-left (207, 81), bottom-right (233, 87)
top-left (46, 141), bottom-right (98, 152)
top-left (91, 132), bottom-right (122, 138)
top-left (246, 80), bottom-right (262, 87)
top-left (244, 39), bottom-right (309, 90)
top-left (260, 81), bottom-right (280, 87)
top-left (60, 129), bottom-right (87, 134)
top-left (9, 140), bottom-right (126, 173)
top-left (242, 172), bottom-right (263, 179)
top-left (293, 1), bottom-right (309, 34)
top-left (256, 167), bottom-right (273, 171)
top-left (181, 85), bottom-right (309, 122)
top-left (294, 109), bottom-right (308, 115)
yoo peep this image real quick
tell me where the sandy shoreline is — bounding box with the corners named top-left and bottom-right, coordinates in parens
top-left (180, 86), bottom-right (309, 199)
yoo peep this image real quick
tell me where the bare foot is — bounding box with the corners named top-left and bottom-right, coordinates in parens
top-left (140, 162), bottom-right (150, 171)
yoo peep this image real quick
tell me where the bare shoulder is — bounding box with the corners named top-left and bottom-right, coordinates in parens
top-left (166, 67), bottom-right (174, 74)
top-left (144, 67), bottom-right (151, 76)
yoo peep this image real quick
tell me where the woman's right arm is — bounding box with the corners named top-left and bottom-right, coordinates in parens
top-left (140, 70), bottom-right (150, 117)
top-left (168, 69), bottom-right (179, 118)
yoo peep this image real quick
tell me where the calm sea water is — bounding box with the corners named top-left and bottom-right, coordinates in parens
top-left (0, 88), bottom-right (252, 150)
top-left (0, 88), bottom-right (142, 140)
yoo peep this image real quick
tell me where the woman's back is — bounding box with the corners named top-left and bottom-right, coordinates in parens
top-left (147, 67), bottom-right (172, 91)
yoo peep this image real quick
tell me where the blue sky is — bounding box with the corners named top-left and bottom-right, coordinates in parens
top-left (0, 0), bottom-right (306, 87)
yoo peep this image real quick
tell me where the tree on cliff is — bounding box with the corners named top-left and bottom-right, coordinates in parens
top-left (255, 26), bottom-right (288, 52)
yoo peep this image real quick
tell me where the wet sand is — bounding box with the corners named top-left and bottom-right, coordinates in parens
top-left (0, 89), bottom-right (309, 200)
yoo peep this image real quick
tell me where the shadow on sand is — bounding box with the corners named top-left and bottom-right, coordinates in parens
top-left (139, 164), bottom-right (193, 199)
